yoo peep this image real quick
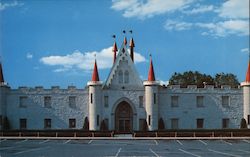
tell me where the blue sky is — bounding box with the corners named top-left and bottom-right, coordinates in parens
top-left (0, 0), bottom-right (249, 88)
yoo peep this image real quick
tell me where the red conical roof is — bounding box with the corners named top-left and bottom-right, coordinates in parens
top-left (91, 59), bottom-right (99, 82)
top-left (123, 37), bottom-right (127, 45)
top-left (148, 56), bottom-right (155, 81)
top-left (129, 38), bottom-right (135, 47)
top-left (0, 62), bottom-right (4, 83)
top-left (113, 42), bottom-right (118, 52)
top-left (246, 61), bottom-right (250, 82)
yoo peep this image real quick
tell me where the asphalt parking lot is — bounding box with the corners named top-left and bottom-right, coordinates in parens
top-left (0, 138), bottom-right (250, 157)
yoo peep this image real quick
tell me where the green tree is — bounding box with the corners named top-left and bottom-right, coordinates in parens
top-left (83, 117), bottom-right (89, 131)
top-left (240, 118), bottom-right (247, 129)
top-left (158, 118), bottom-right (165, 130)
top-left (214, 73), bottom-right (239, 88)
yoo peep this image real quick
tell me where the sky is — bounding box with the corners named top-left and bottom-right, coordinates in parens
top-left (0, 0), bottom-right (249, 88)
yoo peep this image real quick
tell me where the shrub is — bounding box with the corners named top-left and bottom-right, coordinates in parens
top-left (158, 118), bottom-right (165, 130)
top-left (83, 117), bottom-right (89, 131)
top-left (240, 118), bottom-right (247, 129)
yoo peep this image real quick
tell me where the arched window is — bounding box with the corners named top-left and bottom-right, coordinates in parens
top-left (118, 70), bottom-right (123, 83)
top-left (124, 70), bottom-right (129, 84)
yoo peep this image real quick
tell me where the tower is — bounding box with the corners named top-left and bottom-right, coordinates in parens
top-left (241, 58), bottom-right (250, 128)
top-left (129, 38), bottom-right (135, 62)
top-left (143, 55), bottom-right (159, 130)
top-left (87, 59), bottom-right (102, 131)
top-left (113, 42), bottom-right (118, 64)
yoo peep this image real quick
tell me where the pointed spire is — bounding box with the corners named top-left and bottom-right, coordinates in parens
top-left (113, 42), bottom-right (118, 64)
top-left (246, 59), bottom-right (250, 82)
top-left (148, 54), bottom-right (155, 81)
top-left (129, 38), bottom-right (135, 62)
top-left (0, 60), bottom-right (4, 83)
top-left (123, 37), bottom-right (127, 45)
top-left (91, 58), bottom-right (100, 82)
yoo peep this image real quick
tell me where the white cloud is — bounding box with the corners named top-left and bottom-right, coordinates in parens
top-left (241, 48), bottom-right (249, 53)
top-left (218, 0), bottom-right (249, 19)
top-left (111, 0), bottom-right (194, 19)
top-left (0, 1), bottom-right (23, 11)
top-left (26, 53), bottom-right (33, 59)
top-left (164, 20), bottom-right (193, 31)
top-left (183, 4), bottom-right (214, 14)
top-left (40, 47), bottom-right (146, 72)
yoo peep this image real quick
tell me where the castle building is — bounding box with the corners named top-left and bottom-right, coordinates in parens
top-left (0, 38), bottom-right (249, 131)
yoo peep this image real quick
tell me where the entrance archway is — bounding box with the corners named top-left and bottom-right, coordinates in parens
top-left (115, 101), bottom-right (133, 133)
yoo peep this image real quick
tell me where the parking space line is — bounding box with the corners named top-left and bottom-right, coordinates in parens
top-left (179, 148), bottom-right (201, 157)
top-left (39, 139), bottom-right (50, 144)
top-left (63, 140), bottom-right (71, 144)
top-left (243, 140), bottom-right (250, 144)
top-left (176, 140), bottom-right (183, 145)
top-left (221, 140), bottom-right (232, 145)
top-left (208, 149), bottom-right (241, 157)
top-left (15, 139), bottom-right (28, 144)
top-left (198, 140), bottom-right (207, 145)
top-left (154, 140), bottom-right (158, 145)
top-left (88, 140), bottom-right (93, 144)
top-left (14, 146), bottom-right (49, 155)
top-left (238, 149), bottom-right (250, 153)
top-left (115, 148), bottom-right (122, 157)
top-left (149, 148), bottom-right (160, 157)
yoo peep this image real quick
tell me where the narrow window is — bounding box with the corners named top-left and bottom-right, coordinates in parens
top-left (196, 96), bottom-right (204, 107)
top-left (69, 96), bottom-right (76, 108)
top-left (197, 119), bottom-right (204, 129)
top-left (44, 96), bottom-right (51, 108)
top-left (148, 115), bottom-right (151, 126)
top-left (153, 93), bottom-right (156, 104)
top-left (171, 118), bottom-right (179, 129)
top-left (222, 118), bottom-right (229, 128)
top-left (171, 96), bottom-right (179, 107)
top-left (44, 118), bottom-right (51, 129)
top-left (19, 96), bottom-right (28, 108)
top-left (90, 93), bottom-right (93, 104)
top-left (139, 96), bottom-right (143, 108)
top-left (104, 96), bottom-right (109, 107)
top-left (69, 119), bottom-right (76, 128)
top-left (124, 70), bottom-right (129, 84)
top-left (97, 115), bottom-right (99, 126)
top-left (222, 96), bottom-right (229, 107)
top-left (20, 119), bottom-right (27, 130)
top-left (118, 70), bottom-right (123, 83)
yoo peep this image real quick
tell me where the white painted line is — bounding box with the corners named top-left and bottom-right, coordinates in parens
top-left (154, 140), bottom-right (158, 145)
top-left (0, 146), bottom-right (19, 150)
top-left (88, 139), bottom-right (93, 144)
top-left (149, 148), bottom-right (160, 157)
top-left (176, 140), bottom-right (183, 145)
top-left (221, 140), bottom-right (232, 145)
top-left (179, 148), bottom-right (201, 157)
top-left (115, 148), bottom-right (122, 157)
top-left (15, 139), bottom-right (28, 144)
top-left (208, 149), bottom-right (241, 157)
top-left (198, 140), bottom-right (207, 145)
top-left (39, 139), bottom-right (50, 144)
top-left (14, 146), bottom-right (49, 155)
top-left (243, 140), bottom-right (250, 144)
top-left (63, 140), bottom-right (71, 144)
top-left (238, 149), bottom-right (250, 153)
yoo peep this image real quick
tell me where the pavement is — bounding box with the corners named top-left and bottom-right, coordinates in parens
top-left (0, 138), bottom-right (250, 157)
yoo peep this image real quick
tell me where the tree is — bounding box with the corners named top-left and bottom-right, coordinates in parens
top-left (3, 117), bottom-right (10, 130)
top-left (83, 117), bottom-right (89, 131)
top-left (158, 118), bottom-right (165, 130)
top-left (100, 120), bottom-right (108, 131)
top-left (240, 118), bottom-right (247, 129)
top-left (214, 73), bottom-right (239, 88)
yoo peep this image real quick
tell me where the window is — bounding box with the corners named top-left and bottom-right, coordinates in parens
top-left (222, 118), bottom-right (229, 128)
top-left (139, 96), bottom-right (143, 108)
top-left (124, 70), bottom-right (129, 83)
top-left (90, 93), bottom-right (93, 104)
top-left (20, 119), bottom-right (27, 129)
top-left (197, 119), bottom-right (204, 129)
top-left (97, 115), bottom-right (99, 126)
top-left (171, 118), bottom-right (179, 129)
top-left (248, 115), bottom-right (250, 125)
top-left (44, 118), bottom-right (51, 129)
top-left (19, 96), bottom-right (28, 108)
top-left (44, 96), bottom-right (51, 108)
top-left (148, 115), bottom-right (151, 125)
top-left (69, 96), bottom-right (76, 108)
top-left (196, 96), bottom-right (204, 107)
top-left (69, 119), bottom-right (76, 128)
top-left (153, 93), bottom-right (157, 104)
top-left (118, 70), bottom-right (123, 83)
top-left (104, 96), bottom-right (109, 107)
top-left (222, 96), bottom-right (229, 107)
top-left (171, 96), bottom-right (179, 107)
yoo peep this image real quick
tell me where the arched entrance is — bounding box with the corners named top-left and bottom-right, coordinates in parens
top-left (115, 101), bottom-right (133, 133)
